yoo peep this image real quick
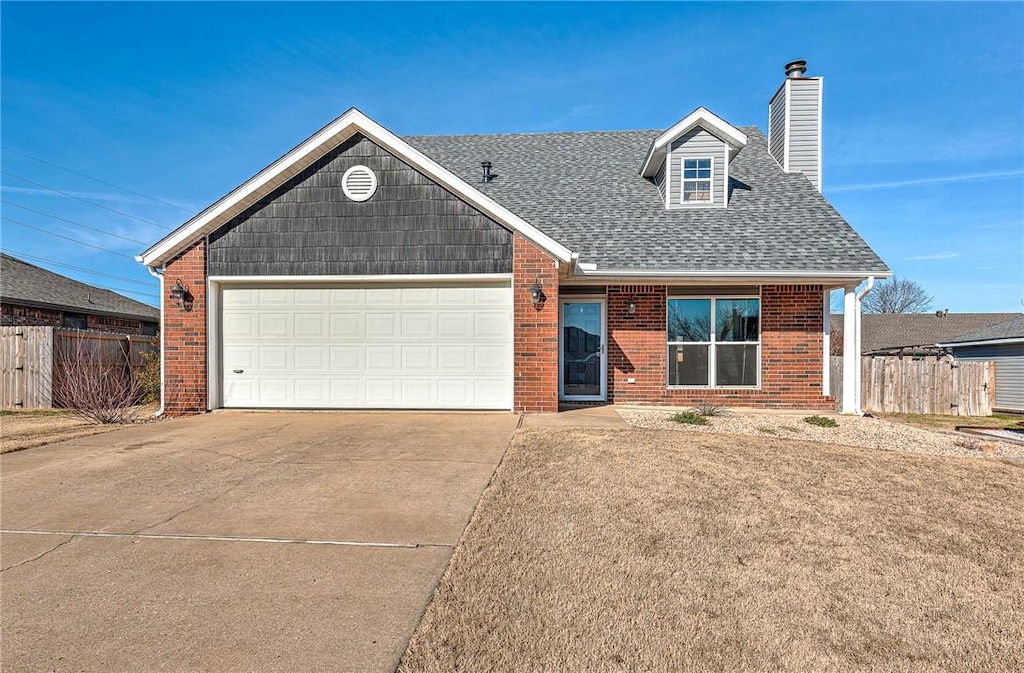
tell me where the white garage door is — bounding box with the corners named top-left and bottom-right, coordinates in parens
top-left (220, 283), bottom-right (513, 409)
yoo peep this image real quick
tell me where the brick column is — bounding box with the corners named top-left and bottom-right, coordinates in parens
top-left (162, 240), bottom-right (207, 416)
top-left (512, 234), bottom-right (559, 412)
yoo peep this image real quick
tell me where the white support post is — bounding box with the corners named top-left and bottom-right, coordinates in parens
top-left (822, 292), bottom-right (831, 397)
top-left (841, 286), bottom-right (858, 414)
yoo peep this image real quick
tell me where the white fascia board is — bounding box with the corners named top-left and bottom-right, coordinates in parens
top-left (640, 107), bottom-right (748, 178)
top-left (937, 337), bottom-right (1024, 348)
top-left (208, 273), bottom-right (512, 284)
top-left (140, 108), bottom-right (573, 268)
top-left (574, 267), bottom-right (891, 283)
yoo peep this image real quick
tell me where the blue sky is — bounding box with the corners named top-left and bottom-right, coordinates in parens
top-left (2, 2), bottom-right (1022, 312)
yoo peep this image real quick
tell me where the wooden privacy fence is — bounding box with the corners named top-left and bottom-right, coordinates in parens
top-left (831, 355), bottom-right (995, 416)
top-left (0, 327), bottom-right (157, 409)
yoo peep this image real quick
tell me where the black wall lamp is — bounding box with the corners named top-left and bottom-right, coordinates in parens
top-left (530, 281), bottom-right (546, 309)
top-left (626, 298), bottom-right (637, 316)
top-left (169, 279), bottom-right (194, 312)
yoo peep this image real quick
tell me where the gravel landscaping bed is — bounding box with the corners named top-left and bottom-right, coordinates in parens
top-left (618, 408), bottom-right (1024, 462)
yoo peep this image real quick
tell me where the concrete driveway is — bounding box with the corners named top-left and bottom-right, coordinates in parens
top-left (1, 411), bottom-right (518, 672)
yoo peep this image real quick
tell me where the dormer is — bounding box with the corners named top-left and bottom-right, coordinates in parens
top-left (640, 107), bottom-right (747, 210)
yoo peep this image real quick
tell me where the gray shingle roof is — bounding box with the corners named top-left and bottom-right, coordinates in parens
top-left (831, 312), bottom-right (1020, 354)
top-left (941, 314), bottom-right (1024, 344)
top-left (405, 127), bottom-right (889, 274)
top-left (0, 253), bottom-right (159, 322)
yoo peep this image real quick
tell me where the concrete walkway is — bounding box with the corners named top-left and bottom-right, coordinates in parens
top-left (1, 411), bottom-right (518, 672)
top-left (522, 405), bottom-right (630, 428)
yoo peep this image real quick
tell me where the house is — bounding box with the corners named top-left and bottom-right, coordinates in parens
top-left (1, 253), bottom-right (159, 335)
top-left (830, 311), bottom-right (1019, 356)
top-left (938, 314), bottom-right (1024, 413)
top-left (138, 60), bottom-right (889, 416)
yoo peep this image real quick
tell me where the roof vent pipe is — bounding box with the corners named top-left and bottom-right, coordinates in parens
top-left (784, 59), bottom-right (807, 78)
top-left (481, 161), bottom-right (494, 183)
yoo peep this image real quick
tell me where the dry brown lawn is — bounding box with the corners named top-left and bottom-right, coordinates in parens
top-left (0, 406), bottom-right (157, 453)
top-left (400, 428), bottom-right (1024, 673)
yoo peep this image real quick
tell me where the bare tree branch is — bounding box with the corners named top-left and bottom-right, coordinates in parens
top-left (862, 277), bottom-right (935, 314)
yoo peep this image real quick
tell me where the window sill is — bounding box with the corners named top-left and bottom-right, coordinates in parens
top-left (666, 386), bottom-right (762, 391)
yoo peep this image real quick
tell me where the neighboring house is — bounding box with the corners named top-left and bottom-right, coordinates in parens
top-left (139, 60), bottom-right (889, 416)
top-left (1, 253), bottom-right (159, 335)
top-left (831, 312), bottom-right (1019, 356)
top-left (938, 314), bottom-right (1024, 413)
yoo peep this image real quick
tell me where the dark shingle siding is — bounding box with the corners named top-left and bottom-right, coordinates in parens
top-left (405, 127), bottom-right (889, 274)
top-left (208, 134), bottom-right (513, 276)
top-left (0, 253), bottom-right (158, 322)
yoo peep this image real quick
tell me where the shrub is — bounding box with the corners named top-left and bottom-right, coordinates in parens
top-left (804, 415), bottom-right (838, 428)
top-left (52, 333), bottom-right (144, 424)
top-left (672, 411), bottom-right (708, 426)
top-left (137, 348), bottom-right (161, 404)
top-left (692, 402), bottom-right (729, 417)
top-left (757, 427), bottom-right (778, 435)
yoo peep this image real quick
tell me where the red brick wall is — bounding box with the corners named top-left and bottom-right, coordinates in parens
top-left (513, 235), bottom-right (559, 412)
top-left (85, 314), bottom-right (150, 335)
top-left (607, 284), bottom-right (833, 410)
top-left (1, 304), bottom-right (63, 327)
top-left (162, 240), bottom-right (207, 416)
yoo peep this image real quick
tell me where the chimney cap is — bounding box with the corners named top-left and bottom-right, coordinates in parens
top-left (784, 60), bottom-right (808, 78)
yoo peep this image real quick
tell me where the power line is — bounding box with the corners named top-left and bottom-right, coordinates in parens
top-left (3, 249), bottom-right (156, 287)
top-left (1, 145), bottom-right (194, 214)
top-left (3, 216), bottom-right (136, 259)
top-left (1, 171), bottom-right (172, 229)
top-left (2, 200), bottom-right (151, 245)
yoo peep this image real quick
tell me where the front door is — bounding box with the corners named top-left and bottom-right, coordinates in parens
top-left (559, 298), bottom-right (606, 401)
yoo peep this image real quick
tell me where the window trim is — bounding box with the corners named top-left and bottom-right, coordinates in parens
top-left (666, 293), bottom-right (762, 390)
top-left (680, 156), bottom-right (714, 205)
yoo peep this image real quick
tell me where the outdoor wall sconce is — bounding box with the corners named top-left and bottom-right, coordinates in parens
top-left (626, 298), bottom-right (638, 316)
top-left (169, 279), bottom-right (194, 312)
top-left (530, 282), bottom-right (546, 309)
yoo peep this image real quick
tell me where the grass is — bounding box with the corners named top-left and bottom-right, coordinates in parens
top-left (882, 411), bottom-right (1024, 432)
top-left (0, 405), bottom-right (157, 453)
top-left (399, 428), bottom-right (1024, 673)
top-left (672, 411), bottom-right (708, 425)
top-left (803, 415), bottom-right (838, 428)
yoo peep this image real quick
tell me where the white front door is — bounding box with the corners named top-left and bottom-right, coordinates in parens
top-left (219, 283), bottom-right (513, 409)
top-left (559, 298), bottom-right (606, 402)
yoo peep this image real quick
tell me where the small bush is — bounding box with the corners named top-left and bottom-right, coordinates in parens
top-left (692, 402), bottom-right (729, 417)
top-left (757, 427), bottom-right (777, 435)
top-left (672, 411), bottom-right (708, 426)
top-left (136, 349), bottom-right (161, 404)
top-left (804, 415), bottom-right (838, 428)
top-left (953, 436), bottom-right (983, 451)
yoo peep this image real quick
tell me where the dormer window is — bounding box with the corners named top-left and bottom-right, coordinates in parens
top-left (681, 158), bottom-right (713, 203)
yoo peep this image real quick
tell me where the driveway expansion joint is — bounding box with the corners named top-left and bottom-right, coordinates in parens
top-left (1, 529), bottom-right (453, 550)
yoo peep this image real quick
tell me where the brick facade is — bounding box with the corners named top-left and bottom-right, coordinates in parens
top-left (512, 234), bottom-right (559, 412)
top-left (1, 303), bottom-right (153, 335)
top-left (606, 284), bottom-right (833, 410)
top-left (162, 240), bottom-right (208, 416)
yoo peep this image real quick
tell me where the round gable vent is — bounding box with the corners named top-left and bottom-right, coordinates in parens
top-left (341, 165), bottom-right (378, 202)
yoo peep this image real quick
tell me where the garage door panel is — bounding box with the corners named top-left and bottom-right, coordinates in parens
top-left (329, 345), bottom-right (361, 370)
top-left (294, 346), bottom-right (325, 370)
top-left (258, 314), bottom-right (292, 338)
top-left (329, 313), bottom-right (362, 339)
top-left (293, 313), bottom-right (327, 338)
top-left (365, 313), bottom-right (397, 339)
top-left (221, 282), bottom-right (512, 409)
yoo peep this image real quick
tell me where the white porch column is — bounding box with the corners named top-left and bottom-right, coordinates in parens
top-left (841, 286), bottom-right (859, 414)
top-left (822, 292), bottom-right (831, 397)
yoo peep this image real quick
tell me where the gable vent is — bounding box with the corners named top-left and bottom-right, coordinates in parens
top-left (341, 165), bottom-right (378, 202)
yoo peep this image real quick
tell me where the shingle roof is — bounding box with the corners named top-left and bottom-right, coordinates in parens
top-left (940, 314), bottom-right (1024, 344)
top-left (0, 253), bottom-right (159, 322)
top-left (831, 312), bottom-right (1020, 354)
top-left (405, 127), bottom-right (889, 274)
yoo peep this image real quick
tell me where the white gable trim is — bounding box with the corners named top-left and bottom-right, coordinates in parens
top-left (640, 107), bottom-right (748, 178)
top-left (138, 108), bottom-right (574, 268)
